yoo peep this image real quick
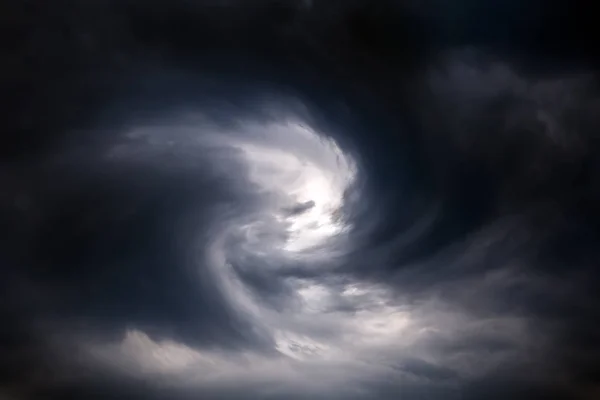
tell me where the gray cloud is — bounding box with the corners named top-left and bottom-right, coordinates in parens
top-left (2, 1), bottom-right (599, 400)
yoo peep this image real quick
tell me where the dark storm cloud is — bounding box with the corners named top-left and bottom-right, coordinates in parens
top-left (2, 1), bottom-right (600, 399)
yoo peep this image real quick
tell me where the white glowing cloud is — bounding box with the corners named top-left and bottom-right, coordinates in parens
top-left (230, 121), bottom-right (356, 252)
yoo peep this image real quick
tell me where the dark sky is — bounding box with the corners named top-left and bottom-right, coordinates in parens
top-left (2, 1), bottom-right (600, 399)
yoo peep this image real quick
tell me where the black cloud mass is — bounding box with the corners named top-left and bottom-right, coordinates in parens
top-left (2, 1), bottom-right (600, 399)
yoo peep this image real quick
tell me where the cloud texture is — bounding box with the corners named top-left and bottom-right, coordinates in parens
top-left (2, 1), bottom-right (599, 399)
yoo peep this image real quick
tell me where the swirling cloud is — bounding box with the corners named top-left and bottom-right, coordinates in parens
top-left (1, 1), bottom-right (599, 400)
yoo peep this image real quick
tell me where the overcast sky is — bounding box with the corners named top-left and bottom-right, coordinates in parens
top-left (2, 1), bottom-right (599, 399)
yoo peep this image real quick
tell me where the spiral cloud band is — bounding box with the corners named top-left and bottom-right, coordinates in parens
top-left (2, 1), bottom-right (599, 399)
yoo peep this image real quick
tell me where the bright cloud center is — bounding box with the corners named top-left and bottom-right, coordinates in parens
top-left (233, 122), bottom-right (356, 252)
